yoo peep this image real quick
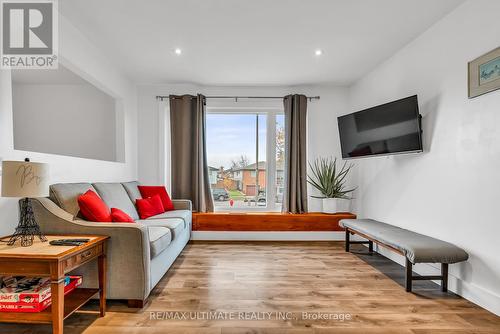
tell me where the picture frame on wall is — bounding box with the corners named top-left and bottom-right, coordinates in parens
top-left (468, 47), bottom-right (500, 98)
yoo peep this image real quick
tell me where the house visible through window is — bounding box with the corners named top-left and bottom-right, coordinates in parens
top-left (206, 109), bottom-right (285, 212)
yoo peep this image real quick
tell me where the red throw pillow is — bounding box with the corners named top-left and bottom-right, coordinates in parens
top-left (136, 195), bottom-right (165, 219)
top-left (77, 190), bottom-right (112, 222)
top-left (138, 186), bottom-right (174, 211)
top-left (111, 208), bottom-right (135, 223)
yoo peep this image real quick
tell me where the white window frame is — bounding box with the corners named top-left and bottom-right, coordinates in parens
top-left (206, 105), bottom-right (284, 212)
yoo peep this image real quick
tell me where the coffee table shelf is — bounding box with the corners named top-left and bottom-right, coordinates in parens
top-left (0, 288), bottom-right (99, 324)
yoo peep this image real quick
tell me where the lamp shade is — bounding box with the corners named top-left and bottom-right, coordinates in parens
top-left (1, 160), bottom-right (49, 198)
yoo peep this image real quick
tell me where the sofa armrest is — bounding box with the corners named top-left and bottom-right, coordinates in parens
top-left (31, 197), bottom-right (151, 300)
top-left (172, 199), bottom-right (192, 211)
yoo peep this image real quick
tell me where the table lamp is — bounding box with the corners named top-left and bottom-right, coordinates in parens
top-left (1, 158), bottom-right (49, 247)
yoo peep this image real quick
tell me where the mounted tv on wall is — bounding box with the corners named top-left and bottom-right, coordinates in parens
top-left (337, 95), bottom-right (423, 159)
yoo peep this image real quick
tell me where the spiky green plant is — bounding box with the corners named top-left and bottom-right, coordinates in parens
top-left (307, 157), bottom-right (355, 199)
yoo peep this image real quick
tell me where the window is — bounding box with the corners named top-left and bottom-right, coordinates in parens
top-left (206, 108), bottom-right (285, 211)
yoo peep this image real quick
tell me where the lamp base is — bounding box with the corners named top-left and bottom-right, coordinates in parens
top-left (7, 198), bottom-right (47, 247)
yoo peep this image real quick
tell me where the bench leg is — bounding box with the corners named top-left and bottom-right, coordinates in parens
top-left (441, 263), bottom-right (448, 292)
top-left (405, 258), bottom-right (413, 292)
top-left (345, 229), bottom-right (350, 252)
top-left (368, 240), bottom-right (373, 254)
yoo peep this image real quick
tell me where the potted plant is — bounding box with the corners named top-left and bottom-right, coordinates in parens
top-left (307, 157), bottom-right (355, 214)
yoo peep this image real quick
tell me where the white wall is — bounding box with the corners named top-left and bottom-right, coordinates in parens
top-left (13, 83), bottom-right (118, 162)
top-left (137, 84), bottom-right (349, 212)
top-left (348, 0), bottom-right (500, 315)
top-left (0, 14), bottom-right (138, 236)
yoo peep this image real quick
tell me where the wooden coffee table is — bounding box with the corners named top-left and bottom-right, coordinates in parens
top-left (0, 235), bottom-right (109, 334)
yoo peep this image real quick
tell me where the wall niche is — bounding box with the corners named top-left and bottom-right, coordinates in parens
top-left (12, 64), bottom-right (124, 162)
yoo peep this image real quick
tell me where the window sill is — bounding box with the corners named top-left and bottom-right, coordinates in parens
top-left (192, 212), bottom-right (356, 231)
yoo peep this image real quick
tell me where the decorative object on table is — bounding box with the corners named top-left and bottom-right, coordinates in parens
top-left (468, 46), bottom-right (500, 98)
top-left (307, 157), bottom-right (355, 214)
top-left (1, 159), bottom-right (49, 247)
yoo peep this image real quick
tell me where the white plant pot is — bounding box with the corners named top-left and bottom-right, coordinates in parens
top-left (322, 198), bottom-right (351, 214)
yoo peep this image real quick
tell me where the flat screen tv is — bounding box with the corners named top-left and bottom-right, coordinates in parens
top-left (337, 95), bottom-right (423, 159)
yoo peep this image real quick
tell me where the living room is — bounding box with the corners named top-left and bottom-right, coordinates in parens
top-left (0, 0), bottom-right (499, 333)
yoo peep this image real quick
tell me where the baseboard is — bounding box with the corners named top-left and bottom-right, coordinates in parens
top-left (191, 231), bottom-right (345, 241)
top-left (374, 245), bottom-right (500, 316)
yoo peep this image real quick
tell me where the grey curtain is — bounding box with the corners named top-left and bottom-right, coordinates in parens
top-left (282, 94), bottom-right (308, 213)
top-left (169, 94), bottom-right (214, 212)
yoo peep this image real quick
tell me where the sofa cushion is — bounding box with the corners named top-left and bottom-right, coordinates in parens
top-left (122, 181), bottom-right (142, 203)
top-left (138, 218), bottom-right (185, 240)
top-left (136, 195), bottom-right (165, 219)
top-left (92, 183), bottom-right (139, 220)
top-left (111, 208), bottom-right (135, 223)
top-left (77, 190), bottom-right (112, 222)
top-left (50, 183), bottom-right (96, 217)
top-left (146, 210), bottom-right (191, 228)
top-left (138, 186), bottom-right (174, 211)
top-left (148, 226), bottom-right (172, 258)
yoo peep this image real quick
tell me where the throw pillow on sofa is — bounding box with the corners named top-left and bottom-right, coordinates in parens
top-left (138, 185), bottom-right (174, 211)
top-left (136, 194), bottom-right (165, 219)
top-left (77, 190), bottom-right (112, 222)
top-left (111, 208), bottom-right (135, 223)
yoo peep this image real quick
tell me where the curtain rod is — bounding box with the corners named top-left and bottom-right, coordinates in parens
top-left (156, 95), bottom-right (320, 102)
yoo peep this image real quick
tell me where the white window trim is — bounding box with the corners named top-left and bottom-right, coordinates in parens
top-left (206, 106), bottom-right (284, 212)
top-left (158, 100), bottom-right (171, 191)
top-left (266, 109), bottom-right (278, 212)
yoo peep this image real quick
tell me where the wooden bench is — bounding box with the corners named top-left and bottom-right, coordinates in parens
top-left (339, 219), bottom-right (469, 292)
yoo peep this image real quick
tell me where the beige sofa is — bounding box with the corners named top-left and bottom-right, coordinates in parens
top-left (31, 181), bottom-right (191, 308)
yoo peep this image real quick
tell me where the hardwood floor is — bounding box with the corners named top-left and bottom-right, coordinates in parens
top-left (2, 241), bottom-right (499, 333)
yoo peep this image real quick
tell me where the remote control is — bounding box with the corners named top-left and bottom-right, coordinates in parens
top-left (49, 240), bottom-right (88, 246)
top-left (58, 239), bottom-right (90, 243)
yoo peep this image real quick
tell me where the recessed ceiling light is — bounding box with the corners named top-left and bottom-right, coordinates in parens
top-left (315, 49), bottom-right (323, 56)
top-left (174, 48), bottom-right (182, 55)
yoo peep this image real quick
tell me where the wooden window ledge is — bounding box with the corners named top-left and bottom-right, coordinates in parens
top-left (192, 212), bottom-right (356, 231)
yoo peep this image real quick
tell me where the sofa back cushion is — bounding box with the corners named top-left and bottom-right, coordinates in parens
top-left (122, 181), bottom-right (142, 203)
top-left (50, 183), bottom-right (96, 217)
top-left (92, 183), bottom-right (139, 220)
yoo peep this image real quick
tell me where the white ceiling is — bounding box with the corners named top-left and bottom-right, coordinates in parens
top-left (60, 0), bottom-right (464, 86)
